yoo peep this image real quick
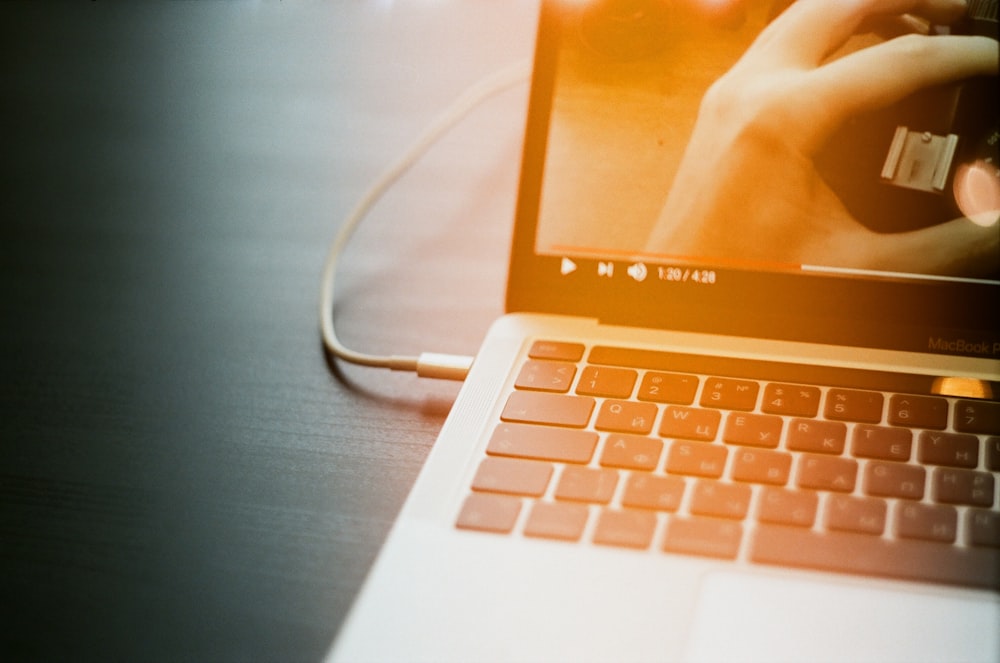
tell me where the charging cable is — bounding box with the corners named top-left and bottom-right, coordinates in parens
top-left (320, 59), bottom-right (531, 381)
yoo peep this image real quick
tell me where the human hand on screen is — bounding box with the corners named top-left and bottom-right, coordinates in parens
top-left (646, 0), bottom-right (999, 276)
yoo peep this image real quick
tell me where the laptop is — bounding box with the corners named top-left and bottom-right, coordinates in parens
top-left (329, 1), bottom-right (1000, 661)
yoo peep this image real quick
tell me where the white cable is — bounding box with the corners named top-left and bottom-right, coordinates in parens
top-left (320, 59), bottom-right (531, 380)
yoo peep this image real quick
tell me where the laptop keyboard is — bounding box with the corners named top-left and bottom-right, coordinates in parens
top-left (455, 340), bottom-right (1000, 591)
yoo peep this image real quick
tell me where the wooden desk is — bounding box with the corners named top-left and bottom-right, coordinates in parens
top-left (0, 2), bottom-right (537, 659)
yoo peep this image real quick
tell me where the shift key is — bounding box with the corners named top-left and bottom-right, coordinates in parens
top-left (751, 524), bottom-right (1000, 591)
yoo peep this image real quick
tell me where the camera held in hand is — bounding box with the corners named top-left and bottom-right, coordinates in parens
top-left (817, 6), bottom-right (998, 234)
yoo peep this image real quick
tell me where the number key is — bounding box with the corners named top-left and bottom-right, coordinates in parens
top-left (954, 400), bottom-right (1000, 435)
top-left (576, 366), bottom-right (637, 398)
top-left (638, 371), bottom-right (698, 405)
top-left (762, 383), bottom-right (820, 417)
top-left (825, 388), bottom-right (883, 423)
top-left (888, 394), bottom-right (947, 430)
top-left (700, 377), bottom-right (759, 411)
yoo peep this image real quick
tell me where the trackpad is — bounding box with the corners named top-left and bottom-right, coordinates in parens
top-left (682, 571), bottom-right (1000, 663)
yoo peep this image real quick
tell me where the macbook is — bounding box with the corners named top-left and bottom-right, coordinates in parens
top-left (329, 1), bottom-right (1000, 660)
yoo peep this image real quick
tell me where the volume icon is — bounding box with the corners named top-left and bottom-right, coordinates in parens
top-left (627, 262), bottom-right (648, 282)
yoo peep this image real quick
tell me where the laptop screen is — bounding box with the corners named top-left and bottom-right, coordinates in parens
top-left (507, 0), bottom-right (999, 361)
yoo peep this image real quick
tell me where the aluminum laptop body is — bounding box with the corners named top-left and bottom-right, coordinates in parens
top-left (330, 1), bottom-right (1000, 661)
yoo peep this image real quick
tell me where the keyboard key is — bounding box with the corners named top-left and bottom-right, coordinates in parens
top-left (751, 524), bottom-right (1000, 590)
top-left (954, 399), bottom-right (1000, 434)
top-left (659, 406), bottom-right (720, 442)
top-left (637, 371), bottom-right (698, 405)
top-left (663, 517), bottom-right (743, 560)
top-left (988, 437), bottom-right (1000, 471)
top-left (576, 366), bottom-right (637, 398)
top-left (595, 400), bottom-right (657, 435)
top-left (690, 480), bottom-right (752, 519)
top-left (761, 383), bottom-right (820, 417)
top-left (524, 502), bottom-right (589, 541)
top-left (528, 340), bottom-right (584, 362)
top-left (797, 454), bottom-right (858, 492)
top-left (932, 468), bottom-right (995, 507)
top-left (723, 412), bottom-right (782, 448)
top-left (700, 377), bottom-right (759, 411)
top-left (851, 425), bottom-right (911, 461)
top-left (555, 466), bottom-right (618, 504)
top-left (825, 388), bottom-right (883, 423)
top-left (888, 394), bottom-right (948, 430)
top-left (599, 434), bottom-right (662, 471)
top-left (621, 474), bottom-right (685, 511)
top-left (471, 457), bottom-right (553, 497)
top-left (514, 360), bottom-right (576, 393)
top-left (666, 442), bottom-right (728, 478)
top-left (456, 493), bottom-right (522, 533)
top-left (917, 431), bottom-right (979, 468)
top-left (863, 461), bottom-right (925, 500)
top-left (730, 448), bottom-right (792, 485)
top-left (786, 419), bottom-right (847, 455)
top-left (594, 509), bottom-right (658, 549)
top-left (758, 488), bottom-right (817, 527)
top-left (895, 503), bottom-right (957, 543)
top-left (487, 423), bottom-right (598, 464)
top-left (825, 495), bottom-right (887, 535)
top-left (967, 509), bottom-right (1000, 548)
top-left (501, 391), bottom-right (595, 428)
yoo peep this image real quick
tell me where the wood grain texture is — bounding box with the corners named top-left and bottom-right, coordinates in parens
top-left (0, 2), bottom-right (537, 660)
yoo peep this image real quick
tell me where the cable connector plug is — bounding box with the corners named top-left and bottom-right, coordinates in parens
top-left (415, 352), bottom-right (474, 381)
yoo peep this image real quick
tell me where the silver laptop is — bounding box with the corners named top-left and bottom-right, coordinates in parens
top-left (329, 1), bottom-right (1000, 661)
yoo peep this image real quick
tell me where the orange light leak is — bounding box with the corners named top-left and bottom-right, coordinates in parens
top-left (954, 160), bottom-right (1000, 228)
top-left (559, 0), bottom-right (748, 15)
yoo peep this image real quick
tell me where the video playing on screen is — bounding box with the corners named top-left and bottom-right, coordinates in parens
top-left (535, 0), bottom-right (999, 281)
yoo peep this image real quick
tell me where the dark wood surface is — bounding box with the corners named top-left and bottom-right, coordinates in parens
top-left (1, 3), bottom-right (537, 660)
